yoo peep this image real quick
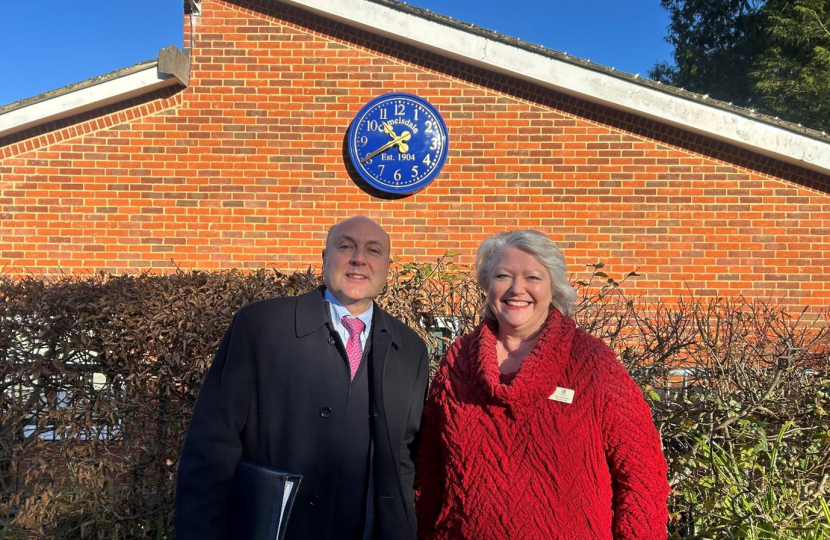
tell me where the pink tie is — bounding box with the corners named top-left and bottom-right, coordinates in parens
top-left (341, 316), bottom-right (366, 379)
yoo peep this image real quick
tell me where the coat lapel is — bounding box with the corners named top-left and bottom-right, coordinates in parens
top-left (294, 286), bottom-right (331, 338)
top-left (370, 308), bottom-right (404, 462)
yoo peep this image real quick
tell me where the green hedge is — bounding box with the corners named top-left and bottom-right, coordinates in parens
top-left (1, 262), bottom-right (828, 539)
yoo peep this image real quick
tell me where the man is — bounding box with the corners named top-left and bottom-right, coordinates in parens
top-left (175, 216), bottom-right (430, 540)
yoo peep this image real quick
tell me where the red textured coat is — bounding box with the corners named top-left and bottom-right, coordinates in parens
top-left (415, 309), bottom-right (669, 540)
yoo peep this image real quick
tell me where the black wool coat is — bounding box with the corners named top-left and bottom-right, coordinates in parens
top-left (175, 287), bottom-right (430, 540)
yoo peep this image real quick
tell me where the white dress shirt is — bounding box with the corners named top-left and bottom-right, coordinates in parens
top-left (324, 289), bottom-right (373, 351)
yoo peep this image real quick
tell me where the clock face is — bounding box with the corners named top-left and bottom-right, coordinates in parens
top-left (348, 93), bottom-right (448, 194)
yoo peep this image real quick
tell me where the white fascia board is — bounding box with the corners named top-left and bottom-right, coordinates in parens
top-left (0, 67), bottom-right (180, 139)
top-left (283, 0), bottom-right (830, 176)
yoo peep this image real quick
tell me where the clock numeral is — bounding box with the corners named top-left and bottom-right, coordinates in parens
top-left (359, 136), bottom-right (368, 146)
top-left (367, 120), bottom-right (379, 132)
top-left (414, 109), bottom-right (419, 121)
top-left (411, 166), bottom-right (419, 178)
top-left (377, 164), bottom-right (385, 176)
top-left (394, 103), bottom-right (405, 116)
top-left (425, 120), bottom-right (434, 134)
top-left (379, 108), bottom-right (387, 120)
top-left (423, 154), bottom-right (432, 166)
top-left (393, 169), bottom-right (402, 182)
top-left (430, 137), bottom-right (440, 151)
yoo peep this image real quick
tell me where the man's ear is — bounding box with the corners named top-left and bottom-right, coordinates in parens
top-left (321, 249), bottom-right (326, 268)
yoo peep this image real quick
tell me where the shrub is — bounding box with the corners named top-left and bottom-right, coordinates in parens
top-left (0, 262), bottom-right (827, 539)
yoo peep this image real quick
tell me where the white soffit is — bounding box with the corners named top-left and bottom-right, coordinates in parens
top-left (0, 65), bottom-right (181, 140)
top-left (283, 0), bottom-right (830, 177)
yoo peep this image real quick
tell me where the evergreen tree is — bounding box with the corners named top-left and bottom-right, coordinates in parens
top-left (751, 0), bottom-right (830, 131)
top-left (650, 0), bottom-right (766, 104)
top-left (650, 0), bottom-right (830, 132)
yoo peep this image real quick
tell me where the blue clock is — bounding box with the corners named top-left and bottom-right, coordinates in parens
top-left (348, 93), bottom-right (448, 194)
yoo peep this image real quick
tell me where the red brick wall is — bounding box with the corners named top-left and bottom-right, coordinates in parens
top-left (2, 0), bottom-right (829, 310)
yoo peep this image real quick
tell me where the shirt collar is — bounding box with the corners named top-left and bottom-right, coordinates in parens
top-left (324, 289), bottom-right (373, 329)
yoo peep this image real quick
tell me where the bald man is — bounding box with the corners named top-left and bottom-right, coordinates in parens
top-left (176, 216), bottom-right (429, 540)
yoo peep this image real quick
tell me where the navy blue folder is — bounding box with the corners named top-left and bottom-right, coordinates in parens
top-left (231, 459), bottom-right (302, 540)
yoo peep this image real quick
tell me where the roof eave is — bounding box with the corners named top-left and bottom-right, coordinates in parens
top-left (281, 0), bottom-right (830, 177)
top-left (0, 46), bottom-right (189, 140)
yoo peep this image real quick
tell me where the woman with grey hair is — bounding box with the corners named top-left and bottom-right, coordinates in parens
top-left (415, 230), bottom-right (669, 540)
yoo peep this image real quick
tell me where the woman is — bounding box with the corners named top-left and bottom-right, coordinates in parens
top-left (415, 230), bottom-right (669, 539)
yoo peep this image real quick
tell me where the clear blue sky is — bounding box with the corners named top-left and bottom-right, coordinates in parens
top-left (0, 0), bottom-right (672, 107)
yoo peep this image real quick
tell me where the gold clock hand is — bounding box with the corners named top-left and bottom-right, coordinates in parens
top-left (382, 122), bottom-right (397, 138)
top-left (361, 131), bottom-right (411, 163)
top-left (382, 122), bottom-right (409, 152)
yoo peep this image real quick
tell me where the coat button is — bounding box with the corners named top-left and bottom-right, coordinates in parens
top-left (320, 407), bottom-right (332, 418)
top-left (308, 495), bottom-right (319, 506)
top-left (327, 336), bottom-right (336, 345)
